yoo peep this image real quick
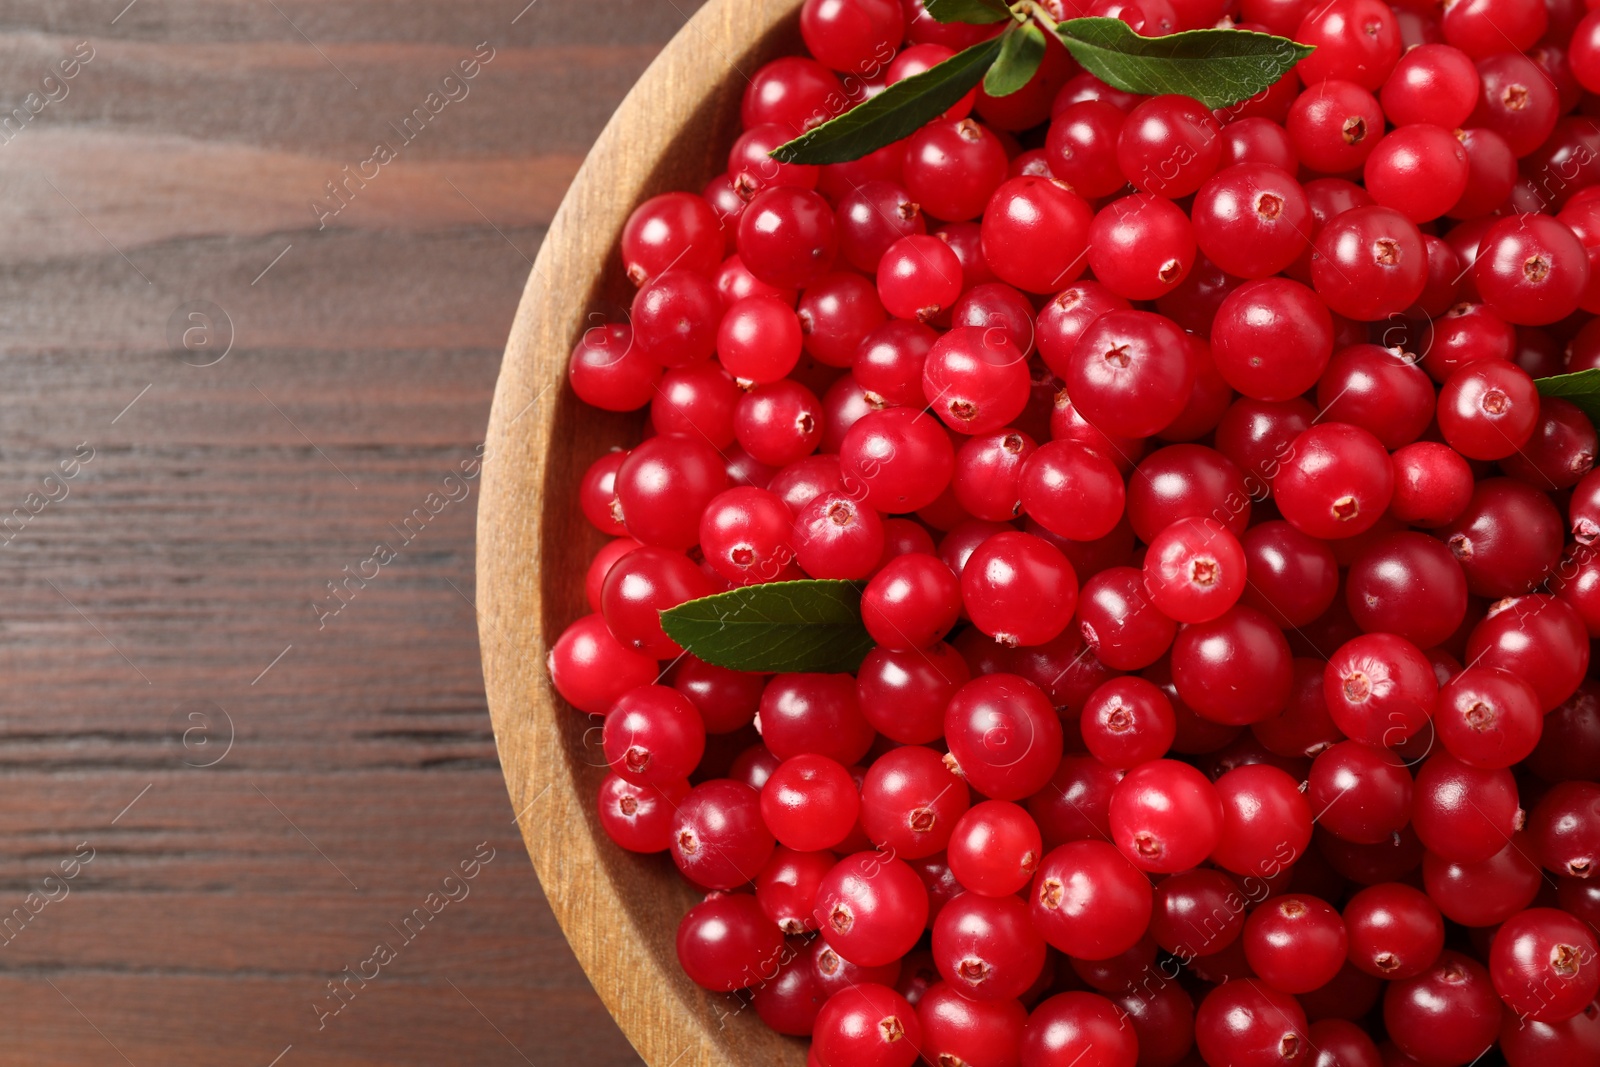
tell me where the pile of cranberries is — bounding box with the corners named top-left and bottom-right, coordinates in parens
top-left (548, 0), bottom-right (1600, 1063)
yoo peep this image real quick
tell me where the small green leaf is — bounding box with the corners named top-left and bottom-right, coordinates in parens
top-left (923, 0), bottom-right (1012, 24)
top-left (1536, 369), bottom-right (1600, 429)
top-left (984, 23), bottom-right (1047, 97)
top-left (1054, 17), bottom-right (1313, 109)
top-left (659, 580), bottom-right (874, 674)
top-left (772, 35), bottom-right (1005, 165)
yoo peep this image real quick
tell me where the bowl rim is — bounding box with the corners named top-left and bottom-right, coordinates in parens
top-left (476, 2), bottom-right (811, 1065)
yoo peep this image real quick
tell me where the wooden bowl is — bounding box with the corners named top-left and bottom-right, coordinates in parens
top-left (477, 1), bottom-right (810, 1064)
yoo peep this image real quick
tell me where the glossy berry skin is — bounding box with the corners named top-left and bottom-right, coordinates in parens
top-left (1029, 840), bottom-right (1153, 960)
top-left (876, 234), bottom-right (962, 323)
top-left (652, 363), bottom-right (739, 448)
top-left (616, 434), bottom-right (730, 550)
top-left (1020, 991), bottom-right (1140, 1067)
top-left (1020, 440), bottom-right (1126, 543)
top-left (601, 547), bottom-right (716, 658)
top-left (699, 486), bottom-right (796, 586)
top-left (860, 553), bottom-right (960, 652)
top-left (1345, 532), bottom-right (1467, 649)
top-left (904, 118), bottom-right (1009, 223)
top-left (1149, 867), bottom-right (1243, 958)
top-left (1274, 423), bottom-right (1393, 540)
top-left (839, 406), bottom-right (956, 515)
top-left (1528, 781), bottom-right (1600, 879)
top-left (579, 450), bottom-right (628, 536)
top-left (1144, 517), bottom-right (1246, 624)
top-left (952, 429), bottom-right (1032, 523)
top-left (1343, 882), bottom-right (1445, 981)
top-left (1086, 193), bottom-right (1196, 300)
top-left (597, 773), bottom-right (691, 853)
top-left (1109, 758), bottom-right (1223, 873)
top-left (855, 643), bottom-right (967, 746)
top-left (1117, 94), bottom-right (1223, 199)
top-left (813, 853), bottom-right (929, 968)
top-left (1434, 666), bottom-right (1542, 770)
top-left (1081, 676), bottom-right (1177, 769)
top-left (755, 848), bottom-right (835, 938)
top-left (676, 892), bottom-right (786, 992)
top-left (1036, 282), bottom-right (1132, 379)
top-left (1211, 278), bottom-right (1334, 402)
top-left (798, 0), bottom-right (904, 74)
top-left (1047, 100), bottom-right (1130, 198)
top-left (1437, 360), bottom-right (1539, 462)
top-left (1499, 1000), bottom-right (1600, 1067)
top-left (1309, 741), bottom-right (1414, 845)
top-left (916, 985), bottom-right (1027, 1067)
top-left (1076, 565), bottom-right (1178, 671)
top-left (1361, 124), bottom-right (1469, 224)
top-left (568, 322), bottom-right (659, 412)
top-left (737, 186), bottom-right (837, 290)
top-left (758, 673), bottom-right (874, 766)
top-left (1383, 952), bottom-right (1501, 1067)
top-left (717, 295), bottom-right (803, 384)
top-left (837, 180), bottom-right (925, 273)
top-left (1311, 206), bottom-right (1428, 321)
top-left (621, 191), bottom-right (724, 286)
top-left (922, 325), bottom-right (1031, 436)
top-left (944, 672), bottom-right (1064, 801)
top-left (1413, 752), bottom-right (1522, 865)
top-left (1439, 478), bottom-right (1564, 600)
top-left (979, 176), bottom-right (1094, 294)
top-left (1194, 979), bottom-right (1312, 1067)
top-left (602, 685), bottom-right (706, 785)
top-left (670, 780), bottom-right (776, 890)
top-left (1315, 344), bottom-right (1434, 451)
top-left (761, 753), bottom-right (860, 853)
top-left (946, 800), bottom-right (1042, 898)
top-left (960, 532), bottom-right (1079, 648)
top-left (812, 982), bottom-right (922, 1067)
top-left (1295, 0), bottom-right (1400, 90)
top-left (1244, 894), bottom-right (1348, 994)
top-left (931, 891), bottom-right (1045, 1003)
top-left (1381, 44), bottom-right (1480, 128)
top-left (1065, 309), bottom-right (1195, 439)
top-left (1422, 837), bottom-right (1543, 929)
top-left (1475, 214), bottom-right (1592, 326)
top-left (1212, 763), bottom-right (1314, 876)
top-left (547, 613), bottom-right (659, 715)
top-left (1466, 594), bottom-right (1590, 713)
top-left (1324, 633), bottom-right (1436, 747)
top-left (1490, 907), bottom-right (1600, 1024)
top-left (1503, 396), bottom-right (1598, 491)
top-left (1171, 604), bottom-right (1295, 726)
top-left (791, 490), bottom-right (882, 579)
top-left (1192, 163), bottom-right (1311, 279)
top-left (860, 745), bottom-right (969, 860)
top-left (1287, 80), bottom-right (1383, 175)
top-left (1240, 521), bottom-right (1340, 630)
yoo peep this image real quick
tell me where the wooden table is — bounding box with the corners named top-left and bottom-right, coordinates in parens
top-left (0, 2), bottom-right (701, 1062)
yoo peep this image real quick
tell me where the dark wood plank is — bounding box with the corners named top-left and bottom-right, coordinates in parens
top-left (0, 0), bottom-right (711, 1061)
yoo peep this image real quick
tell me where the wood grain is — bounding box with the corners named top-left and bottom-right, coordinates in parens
top-left (0, 0), bottom-right (713, 1063)
top-left (478, 2), bottom-right (813, 1065)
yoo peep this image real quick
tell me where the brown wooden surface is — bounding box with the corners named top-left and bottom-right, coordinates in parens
top-left (479, 1), bottom-right (810, 1065)
top-left (0, 2), bottom-right (713, 1063)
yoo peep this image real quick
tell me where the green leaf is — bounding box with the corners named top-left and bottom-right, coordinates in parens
top-left (659, 580), bottom-right (874, 674)
top-left (1536, 369), bottom-right (1600, 429)
top-left (771, 35), bottom-right (1005, 165)
top-left (984, 22), bottom-right (1047, 97)
top-left (923, 0), bottom-right (1012, 24)
top-left (1054, 17), bottom-right (1313, 109)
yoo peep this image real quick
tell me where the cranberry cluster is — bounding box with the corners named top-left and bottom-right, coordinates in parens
top-left (550, 0), bottom-right (1600, 1064)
